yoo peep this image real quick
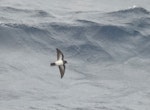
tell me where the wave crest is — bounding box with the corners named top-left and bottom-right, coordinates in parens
top-left (109, 7), bottom-right (149, 16)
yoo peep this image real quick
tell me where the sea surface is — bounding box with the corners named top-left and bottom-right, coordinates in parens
top-left (0, 0), bottom-right (150, 110)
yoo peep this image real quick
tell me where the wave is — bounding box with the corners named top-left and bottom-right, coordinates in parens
top-left (0, 6), bottom-right (55, 19)
top-left (108, 7), bottom-right (150, 16)
top-left (0, 7), bottom-right (150, 62)
top-left (4, 23), bottom-right (48, 33)
top-left (0, 6), bottom-right (30, 13)
top-left (0, 23), bottom-right (56, 52)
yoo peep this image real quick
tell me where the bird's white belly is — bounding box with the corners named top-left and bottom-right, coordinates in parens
top-left (55, 60), bottom-right (63, 66)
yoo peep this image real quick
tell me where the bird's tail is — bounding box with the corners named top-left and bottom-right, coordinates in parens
top-left (51, 63), bottom-right (56, 66)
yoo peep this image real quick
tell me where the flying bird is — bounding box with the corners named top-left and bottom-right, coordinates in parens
top-left (51, 48), bottom-right (67, 78)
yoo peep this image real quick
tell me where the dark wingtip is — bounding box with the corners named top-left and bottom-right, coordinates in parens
top-left (60, 73), bottom-right (64, 79)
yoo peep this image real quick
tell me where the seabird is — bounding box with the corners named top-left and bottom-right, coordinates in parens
top-left (51, 48), bottom-right (67, 78)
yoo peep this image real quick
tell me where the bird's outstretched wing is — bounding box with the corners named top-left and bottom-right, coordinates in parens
top-left (59, 65), bottom-right (65, 78)
top-left (56, 48), bottom-right (64, 60)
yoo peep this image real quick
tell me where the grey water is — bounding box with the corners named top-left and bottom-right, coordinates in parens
top-left (0, 0), bottom-right (150, 110)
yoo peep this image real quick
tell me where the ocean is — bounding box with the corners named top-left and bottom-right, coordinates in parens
top-left (0, 0), bottom-right (150, 110)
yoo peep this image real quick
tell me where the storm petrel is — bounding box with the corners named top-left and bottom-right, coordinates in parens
top-left (51, 48), bottom-right (67, 78)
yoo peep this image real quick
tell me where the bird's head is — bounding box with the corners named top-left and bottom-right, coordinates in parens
top-left (64, 60), bottom-right (67, 64)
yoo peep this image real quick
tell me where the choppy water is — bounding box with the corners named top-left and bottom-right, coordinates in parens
top-left (0, 0), bottom-right (150, 110)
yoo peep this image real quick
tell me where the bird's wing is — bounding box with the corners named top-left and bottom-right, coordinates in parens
top-left (56, 48), bottom-right (64, 60)
top-left (58, 65), bottom-right (65, 78)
